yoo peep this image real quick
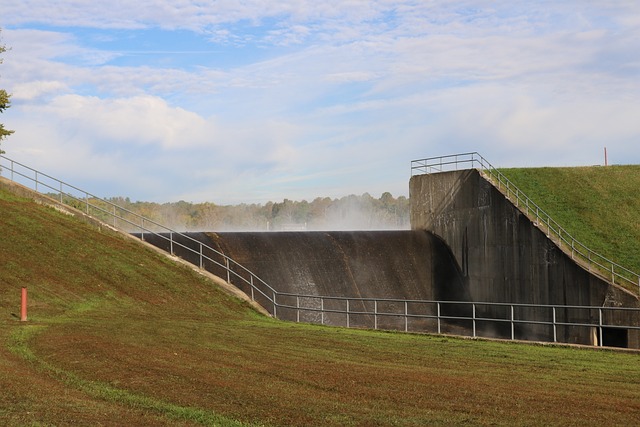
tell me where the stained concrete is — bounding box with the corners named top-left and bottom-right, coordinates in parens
top-left (139, 230), bottom-right (471, 331)
top-left (410, 169), bottom-right (640, 346)
top-left (135, 168), bottom-right (639, 347)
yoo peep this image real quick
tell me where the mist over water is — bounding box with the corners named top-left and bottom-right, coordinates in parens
top-left (112, 192), bottom-right (410, 232)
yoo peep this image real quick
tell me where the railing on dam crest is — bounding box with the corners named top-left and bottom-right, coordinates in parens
top-left (411, 152), bottom-right (640, 293)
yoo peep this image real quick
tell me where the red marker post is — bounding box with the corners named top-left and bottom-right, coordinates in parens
top-left (21, 287), bottom-right (27, 322)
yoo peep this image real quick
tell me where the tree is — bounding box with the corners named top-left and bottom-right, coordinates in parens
top-left (1, 31), bottom-right (14, 154)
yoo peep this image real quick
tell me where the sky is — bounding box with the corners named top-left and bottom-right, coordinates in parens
top-left (1, 1), bottom-right (639, 204)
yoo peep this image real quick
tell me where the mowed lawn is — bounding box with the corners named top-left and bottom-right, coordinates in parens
top-left (499, 165), bottom-right (640, 292)
top-left (1, 183), bottom-right (640, 426)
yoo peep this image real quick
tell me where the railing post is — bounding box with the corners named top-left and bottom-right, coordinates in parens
top-left (321, 298), bottom-right (324, 325)
top-left (437, 302), bottom-right (441, 334)
top-left (273, 291), bottom-right (277, 318)
top-left (170, 232), bottom-right (174, 255)
top-left (571, 241), bottom-right (574, 260)
top-left (552, 307), bottom-right (557, 343)
top-left (374, 300), bottom-right (378, 330)
top-left (225, 258), bottom-right (230, 283)
top-left (250, 276), bottom-right (255, 301)
top-left (510, 305), bottom-right (514, 340)
top-left (199, 243), bottom-right (203, 269)
top-left (611, 265), bottom-right (615, 285)
top-left (472, 303), bottom-right (476, 338)
top-left (404, 301), bottom-right (408, 332)
top-left (296, 296), bottom-right (300, 323)
top-left (346, 299), bottom-right (350, 328)
top-left (598, 308), bottom-right (603, 347)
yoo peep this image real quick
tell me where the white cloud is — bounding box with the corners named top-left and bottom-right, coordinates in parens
top-left (2, 1), bottom-right (640, 203)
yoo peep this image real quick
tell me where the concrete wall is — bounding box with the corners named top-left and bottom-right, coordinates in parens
top-left (410, 169), bottom-right (639, 346)
top-left (140, 230), bottom-right (472, 331)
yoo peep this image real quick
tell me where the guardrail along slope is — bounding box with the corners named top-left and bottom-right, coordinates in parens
top-left (498, 165), bottom-right (640, 286)
top-left (410, 154), bottom-right (639, 347)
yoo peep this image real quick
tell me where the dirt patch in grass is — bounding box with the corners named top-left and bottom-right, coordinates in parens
top-left (31, 311), bottom-right (640, 426)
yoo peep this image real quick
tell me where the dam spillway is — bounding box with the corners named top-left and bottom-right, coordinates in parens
top-left (135, 164), bottom-right (639, 347)
top-left (139, 230), bottom-right (472, 330)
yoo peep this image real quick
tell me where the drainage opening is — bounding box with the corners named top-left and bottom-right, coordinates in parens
top-left (601, 327), bottom-right (628, 348)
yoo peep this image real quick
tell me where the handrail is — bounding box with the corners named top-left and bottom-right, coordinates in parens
top-left (3, 154), bottom-right (638, 347)
top-left (272, 292), bottom-right (640, 346)
top-left (410, 152), bottom-right (640, 293)
top-left (0, 155), bottom-right (279, 315)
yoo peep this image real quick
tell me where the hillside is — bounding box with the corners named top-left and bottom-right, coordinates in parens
top-left (2, 181), bottom-right (640, 425)
top-left (499, 166), bottom-right (640, 281)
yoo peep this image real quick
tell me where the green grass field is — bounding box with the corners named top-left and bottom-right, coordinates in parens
top-left (499, 166), bottom-right (640, 286)
top-left (1, 175), bottom-right (640, 426)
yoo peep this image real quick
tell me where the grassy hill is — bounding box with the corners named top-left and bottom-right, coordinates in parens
top-left (499, 165), bottom-right (640, 292)
top-left (2, 180), bottom-right (640, 425)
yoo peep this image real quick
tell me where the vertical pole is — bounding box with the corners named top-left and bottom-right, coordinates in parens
top-left (472, 304), bottom-right (476, 338)
top-left (510, 305), bottom-right (514, 341)
top-left (604, 147), bottom-right (608, 166)
top-left (273, 291), bottom-right (277, 319)
top-left (21, 287), bottom-right (28, 322)
top-left (404, 301), bottom-right (408, 332)
top-left (296, 296), bottom-right (300, 323)
top-left (170, 232), bottom-right (174, 255)
top-left (374, 300), bottom-right (378, 330)
top-left (553, 307), bottom-right (557, 343)
top-left (346, 299), bottom-right (350, 328)
top-left (321, 298), bottom-right (324, 325)
top-left (598, 308), bottom-right (603, 347)
top-left (225, 258), bottom-right (230, 283)
top-left (437, 302), bottom-right (441, 334)
top-left (250, 276), bottom-right (255, 301)
top-left (611, 264), bottom-right (615, 285)
top-left (199, 244), bottom-right (203, 269)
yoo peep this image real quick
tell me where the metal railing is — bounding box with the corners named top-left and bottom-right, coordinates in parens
top-left (2, 154), bottom-right (639, 347)
top-left (273, 293), bottom-right (640, 346)
top-left (411, 152), bottom-right (640, 293)
top-left (0, 155), bottom-right (279, 314)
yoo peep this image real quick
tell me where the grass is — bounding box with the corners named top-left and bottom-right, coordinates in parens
top-left (499, 165), bottom-right (640, 289)
top-left (2, 180), bottom-right (640, 425)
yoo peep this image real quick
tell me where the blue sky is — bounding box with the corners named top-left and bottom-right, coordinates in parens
top-left (1, 1), bottom-right (639, 203)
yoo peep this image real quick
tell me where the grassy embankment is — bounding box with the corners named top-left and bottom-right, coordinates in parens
top-left (1, 180), bottom-right (640, 425)
top-left (500, 165), bottom-right (640, 291)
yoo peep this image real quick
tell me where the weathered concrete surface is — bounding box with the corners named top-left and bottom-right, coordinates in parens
top-left (410, 169), bottom-right (640, 346)
top-left (140, 230), bottom-right (471, 331)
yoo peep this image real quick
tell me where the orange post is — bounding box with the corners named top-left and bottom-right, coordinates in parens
top-left (21, 287), bottom-right (27, 321)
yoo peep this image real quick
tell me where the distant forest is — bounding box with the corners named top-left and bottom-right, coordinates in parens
top-left (103, 192), bottom-right (410, 232)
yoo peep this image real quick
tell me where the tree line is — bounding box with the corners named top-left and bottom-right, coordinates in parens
top-left (103, 192), bottom-right (410, 232)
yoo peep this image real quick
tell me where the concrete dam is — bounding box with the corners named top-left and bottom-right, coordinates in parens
top-left (139, 230), bottom-right (474, 332)
top-left (137, 166), bottom-right (640, 347)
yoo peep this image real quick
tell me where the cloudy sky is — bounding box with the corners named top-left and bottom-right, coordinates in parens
top-left (1, 1), bottom-right (639, 204)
